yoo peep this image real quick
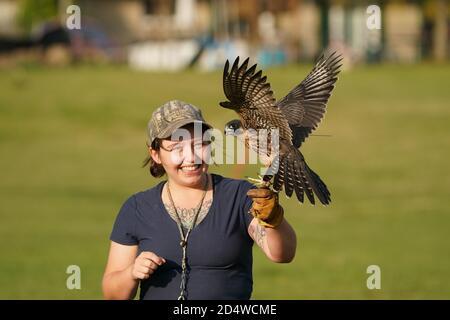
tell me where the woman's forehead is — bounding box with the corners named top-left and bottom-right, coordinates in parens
top-left (169, 127), bottom-right (206, 142)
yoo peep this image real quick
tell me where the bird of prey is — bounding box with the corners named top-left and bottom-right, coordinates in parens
top-left (220, 52), bottom-right (342, 205)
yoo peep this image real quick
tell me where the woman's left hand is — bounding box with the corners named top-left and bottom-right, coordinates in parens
top-left (246, 188), bottom-right (284, 228)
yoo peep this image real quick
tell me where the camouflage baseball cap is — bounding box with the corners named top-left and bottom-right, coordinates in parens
top-left (147, 100), bottom-right (212, 147)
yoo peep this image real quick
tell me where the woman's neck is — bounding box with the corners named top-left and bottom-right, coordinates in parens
top-left (163, 173), bottom-right (213, 229)
top-left (167, 173), bottom-right (209, 196)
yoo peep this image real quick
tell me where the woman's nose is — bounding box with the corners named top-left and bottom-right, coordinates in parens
top-left (182, 146), bottom-right (195, 162)
top-left (183, 144), bottom-right (203, 163)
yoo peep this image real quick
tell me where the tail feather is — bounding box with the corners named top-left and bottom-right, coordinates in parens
top-left (308, 168), bottom-right (331, 203)
top-left (299, 160), bottom-right (316, 204)
top-left (266, 146), bottom-right (331, 205)
top-left (284, 153), bottom-right (295, 197)
top-left (273, 157), bottom-right (285, 191)
top-left (292, 159), bottom-right (305, 203)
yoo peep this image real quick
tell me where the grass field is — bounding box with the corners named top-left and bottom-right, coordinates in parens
top-left (0, 62), bottom-right (449, 299)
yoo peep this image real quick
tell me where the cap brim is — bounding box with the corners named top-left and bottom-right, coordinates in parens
top-left (156, 119), bottom-right (213, 140)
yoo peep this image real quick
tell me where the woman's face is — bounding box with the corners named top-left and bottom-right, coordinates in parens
top-left (150, 126), bottom-right (211, 188)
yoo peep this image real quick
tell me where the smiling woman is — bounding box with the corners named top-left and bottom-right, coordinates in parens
top-left (102, 100), bottom-right (297, 300)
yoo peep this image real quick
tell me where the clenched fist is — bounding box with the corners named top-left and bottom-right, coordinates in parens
top-left (131, 251), bottom-right (166, 280)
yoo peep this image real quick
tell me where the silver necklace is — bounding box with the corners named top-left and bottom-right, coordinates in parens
top-left (166, 174), bottom-right (209, 300)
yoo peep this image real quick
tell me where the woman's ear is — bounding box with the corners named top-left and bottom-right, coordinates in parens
top-left (149, 148), bottom-right (162, 164)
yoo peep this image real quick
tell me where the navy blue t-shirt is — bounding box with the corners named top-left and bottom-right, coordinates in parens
top-left (110, 174), bottom-right (256, 300)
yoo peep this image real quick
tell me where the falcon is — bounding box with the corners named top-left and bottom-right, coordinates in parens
top-left (220, 52), bottom-right (342, 205)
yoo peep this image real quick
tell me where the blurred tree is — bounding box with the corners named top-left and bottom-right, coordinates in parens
top-left (317, 0), bottom-right (329, 50)
top-left (18, 0), bottom-right (59, 33)
top-left (432, 0), bottom-right (448, 61)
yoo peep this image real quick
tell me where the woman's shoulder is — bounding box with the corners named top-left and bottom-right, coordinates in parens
top-left (120, 174), bottom-right (254, 206)
top-left (120, 180), bottom-right (165, 209)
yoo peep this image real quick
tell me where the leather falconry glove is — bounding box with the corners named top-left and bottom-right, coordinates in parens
top-left (246, 187), bottom-right (284, 228)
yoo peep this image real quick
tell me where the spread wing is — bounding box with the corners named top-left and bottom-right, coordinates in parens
top-left (222, 57), bottom-right (292, 142)
top-left (276, 52), bottom-right (342, 148)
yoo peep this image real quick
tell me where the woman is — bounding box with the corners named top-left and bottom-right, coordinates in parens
top-left (102, 100), bottom-right (297, 300)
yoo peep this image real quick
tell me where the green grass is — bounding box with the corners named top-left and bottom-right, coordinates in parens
top-left (1, 62), bottom-right (450, 299)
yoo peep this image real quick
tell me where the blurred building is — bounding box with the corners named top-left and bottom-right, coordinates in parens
top-left (0, 0), bottom-right (448, 68)
top-left (0, 0), bottom-right (21, 37)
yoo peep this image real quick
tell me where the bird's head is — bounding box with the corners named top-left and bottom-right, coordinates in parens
top-left (224, 119), bottom-right (243, 136)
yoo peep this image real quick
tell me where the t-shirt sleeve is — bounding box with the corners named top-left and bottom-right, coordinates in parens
top-left (110, 196), bottom-right (138, 245)
top-left (239, 180), bottom-right (257, 230)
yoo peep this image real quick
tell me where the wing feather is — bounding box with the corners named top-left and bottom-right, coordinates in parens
top-left (276, 52), bottom-right (342, 148)
top-left (221, 57), bottom-right (292, 142)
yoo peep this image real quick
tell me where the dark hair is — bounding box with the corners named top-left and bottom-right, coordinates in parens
top-left (142, 138), bottom-right (166, 178)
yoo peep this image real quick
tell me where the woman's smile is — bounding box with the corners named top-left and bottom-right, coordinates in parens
top-left (179, 163), bottom-right (202, 174)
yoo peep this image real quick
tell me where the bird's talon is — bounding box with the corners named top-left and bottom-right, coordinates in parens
top-left (246, 174), bottom-right (273, 190)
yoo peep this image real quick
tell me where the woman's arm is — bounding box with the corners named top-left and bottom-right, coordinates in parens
top-left (102, 242), bottom-right (139, 300)
top-left (248, 217), bottom-right (297, 263)
top-left (102, 242), bottom-right (166, 300)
